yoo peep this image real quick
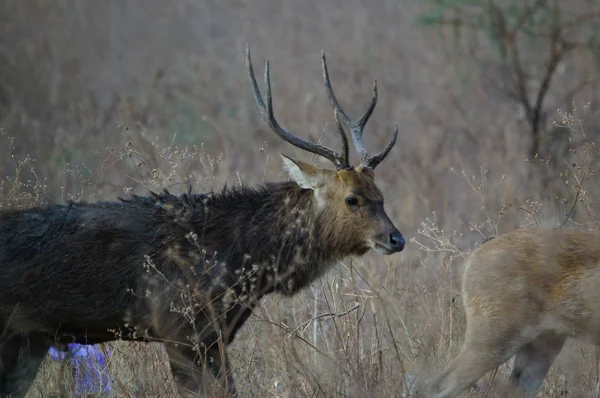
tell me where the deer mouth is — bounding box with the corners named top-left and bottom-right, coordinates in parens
top-left (374, 243), bottom-right (395, 255)
top-left (371, 232), bottom-right (405, 255)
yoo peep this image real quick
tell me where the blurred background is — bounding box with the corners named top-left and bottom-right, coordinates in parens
top-left (1, 0), bottom-right (599, 396)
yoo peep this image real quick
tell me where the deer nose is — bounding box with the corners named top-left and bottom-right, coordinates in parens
top-left (389, 230), bottom-right (405, 252)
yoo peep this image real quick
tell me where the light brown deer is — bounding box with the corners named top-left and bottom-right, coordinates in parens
top-left (427, 227), bottom-right (600, 397)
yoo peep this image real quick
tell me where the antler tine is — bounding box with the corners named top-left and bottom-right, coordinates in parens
top-left (320, 50), bottom-right (373, 164)
top-left (321, 49), bottom-right (397, 169)
top-left (321, 50), bottom-right (352, 128)
top-left (334, 109), bottom-right (350, 168)
top-left (246, 43), bottom-right (348, 169)
top-left (365, 124), bottom-right (398, 169)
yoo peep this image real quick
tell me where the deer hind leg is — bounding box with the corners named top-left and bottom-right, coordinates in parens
top-left (509, 331), bottom-right (566, 396)
top-left (426, 320), bottom-right (530, 398)
top-left (0, 333), bottom-right (51, 398)
top-left (426, 344), bottom-right (510, 398)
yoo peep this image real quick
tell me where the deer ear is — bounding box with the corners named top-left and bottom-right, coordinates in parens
top-left (281, 154), bottom-right (321, 190)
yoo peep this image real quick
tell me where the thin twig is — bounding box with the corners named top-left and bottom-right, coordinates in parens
top-left (519, 206), bottom-right (541, 226)
top-left (562, 187), bottom-right (582, 227)
top-left (288, 303), bottom-right (360, 337)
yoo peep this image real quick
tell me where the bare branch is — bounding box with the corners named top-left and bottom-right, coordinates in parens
top-left (510, 0), bottom-right (548, 35)
top-left (288, 303), bottom-right (360, 337)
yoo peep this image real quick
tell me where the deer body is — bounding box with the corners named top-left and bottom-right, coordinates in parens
top-left (0, 45), bottom-right (403, 398)
top-left (428, 227), bottom-right (600, 397)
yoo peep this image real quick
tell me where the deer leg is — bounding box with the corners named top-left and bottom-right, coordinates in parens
top-left (426, 346), bottom-right (507, 398)
top-left (201, 342), bottom-right (236, 397)
top-left (164, 339), bottom-right (236, 398)
top-left (509, 331), bottom-right (566, 396)
top-left (427, 325), bottom-right (526, 398)
top-left (0, 333), bottom-right (50, 398)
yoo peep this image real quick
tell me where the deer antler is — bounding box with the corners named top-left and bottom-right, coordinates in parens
top-left (321, 50), bottom-right (398, 169)
top-left (246, 44), bottom-right (351, 170)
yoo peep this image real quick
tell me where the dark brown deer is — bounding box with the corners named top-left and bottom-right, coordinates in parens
top-left (0, 45), bottom-right (403, 397)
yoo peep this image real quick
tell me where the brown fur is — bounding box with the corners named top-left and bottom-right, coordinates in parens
top-left (292, 161), bottom-right (398, 256)
top-left (427, 227), bottom-right (600, 397)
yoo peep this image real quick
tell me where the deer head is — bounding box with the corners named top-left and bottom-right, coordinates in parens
top-left (246, 44), bottom-right (404, 255)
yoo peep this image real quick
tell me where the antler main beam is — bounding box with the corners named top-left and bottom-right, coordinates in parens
top-left (246, 43), bottom-right (397, 170)
top-left (320, 51), bottom-right (398, 169)
top-left (246, 44), bottom-right (350, 169)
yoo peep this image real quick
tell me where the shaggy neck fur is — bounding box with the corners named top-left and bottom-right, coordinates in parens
top-left (138, 181), bottom-right (359, 299)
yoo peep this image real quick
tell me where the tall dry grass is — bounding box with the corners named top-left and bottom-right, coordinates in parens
top-left (0, 0), bottom-right (599, 397)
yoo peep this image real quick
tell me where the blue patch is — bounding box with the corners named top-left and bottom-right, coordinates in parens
top-left (48, 344), bottom-right (111, 395)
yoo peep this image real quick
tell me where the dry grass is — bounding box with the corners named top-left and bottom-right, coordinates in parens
top-left (1, 0), bottom-right (600, 397)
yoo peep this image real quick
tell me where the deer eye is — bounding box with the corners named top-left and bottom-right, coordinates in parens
top-left (345, 196), bottom-right (359, 207)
